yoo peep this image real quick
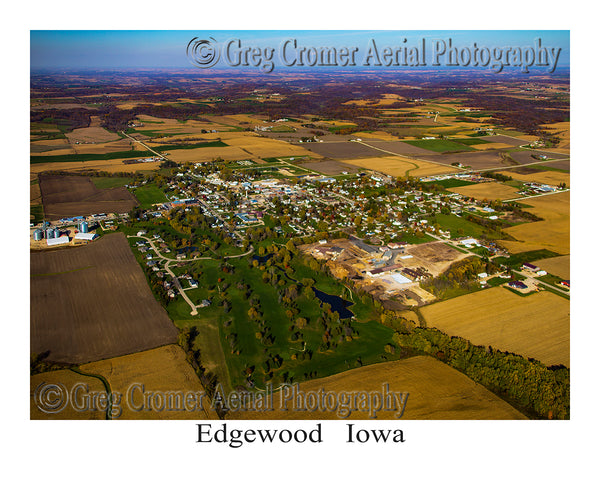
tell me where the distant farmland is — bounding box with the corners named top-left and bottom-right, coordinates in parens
top-left (39, 174), bottom-right (138, 219)
top-left (229, 355), bottom-right (526, 420)
top-left (30, 233), bottom-right (178, 363)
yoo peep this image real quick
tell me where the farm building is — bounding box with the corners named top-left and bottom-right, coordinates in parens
top-left (508, 281), bottom-right (527, 289)
top-left (47, 236), bottom-right (70, 247)
top-left (74, 232), bottom-right (98, 242)
top-left (522, 263), bottom-right (539, 272)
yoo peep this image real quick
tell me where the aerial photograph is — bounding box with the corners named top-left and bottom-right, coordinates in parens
top-left (29, 30), bottom-right (570, 423)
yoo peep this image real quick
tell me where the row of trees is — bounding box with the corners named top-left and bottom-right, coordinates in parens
top-left (392, 327), bottom-right (569, 419)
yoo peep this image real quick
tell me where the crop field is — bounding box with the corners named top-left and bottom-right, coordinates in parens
top-left (448, 182), bottom-right (520, 201)
top-left (533, 255), bottom-right (570, 280)
top-left (229, 355), bottom-right (526, 420)
top-left (300, 159), bottom-right (363, 175)
top-left (500, 191), bottom-right (570, 255)
top-left (352, 131), bottom-right (399, 141)
top-left (30, 233), bottom-right (179, 363)
top-left (498, 169), bottom-right (570, 187)
top-left (39, 174), bottom-right (138, 219)
top-left (358, 139), bottom-right (438, 156)
top-left (403, 139), bottom-right (475, 153)
top-left (71, 139), bottom-right (135, 155)
top-left (31, 369), bottom-right (108, 420)
top-left (341, 156), bottom-right (459, 177)
top-left (31, 158), bottom-right (161, 174)
top-left (420, 287), bottom-right (569, 367)
top-left (470, 142), bottom-right (515, 150)
top-left (66, 126), bottom-right (121, 143)
top-left (79, 345), bottom-right (218, 420)
top-left (299, 141), bottom-right (381, 158)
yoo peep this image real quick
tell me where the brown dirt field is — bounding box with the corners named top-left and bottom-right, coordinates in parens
top-left (299, 141), bottom-right (380, 159)
top-left (30, 181), bottom-right (42, 205)
top-left (341, 156), bottom-right (459, 178)
top-left (449, 182), bottom-right (520, 201)
top-left (31, 233), bottom-right (179, 364)
top-left (498, 169), bottom-right (570, 187)
top-left (39, 174), bottom-right (138, 219)
top-left (66, 127), bottom-right (121, 144)
top-left (534, 255), bottom-right (570, 280)
top-left (229, 356), bottom-right (526, 420)
top-left (301, 159), bottom-right (363, 175)
top-left (420, 287), bottom-right (569, 367)
top-left (499, 191), bottom-right (570, 255)
top-left (80, 345), bottom-right (218, 420)
top-left (31, 369), bottom-right (107, 420)
top-left (359, 140), bottom-right (440, 156)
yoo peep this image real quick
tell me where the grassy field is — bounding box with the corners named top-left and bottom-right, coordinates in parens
top-left (228, 355), bottom-right (527, 420)
top-left (133, 185), bottom-right (168, 208)
top-left (420, 287), bottom-right (569, 367)
top-left (432, 213), bottom-right (504, 239)
top-left (90, 176), bottom-right (133, 189)
top-left (403, 139), bottom-right (475, 153)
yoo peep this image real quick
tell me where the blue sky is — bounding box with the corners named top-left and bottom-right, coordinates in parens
top-left (30, 30), bottom-right (569, 70)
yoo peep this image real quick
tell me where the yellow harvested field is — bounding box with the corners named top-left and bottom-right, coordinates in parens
top-left (163, 146), bottom-right (251, 163)
top-left (80, 345), bottom-right (218, 420)
top-left (498, 169), bottom-right (569, 187)
top-left (33, 147), bottom-right (76, 156)
top-left (31, 369), bottom-right (107, 420)
top-left (421, 288), bottom-right (569, 367)
top-left (229, 355), bottom-right (526, 420)
top-left (500, 191), bottom-right (569, 255)
top-left (31, 158), bottom-right (161, 174)
top-left (354, 131), bottom-right (399, 141)
top-left (471, 142), bottom-right (515, 150)
top-left (341, 156), bottom-right (459, 178)
top-left (531, 255), bottom-right (570, 280)
top-left (540, 121), bottom-right (570, 151)
top-left (449, 182), bottom-right (520, 201)
top-left (66, 126), bottom-right (121, 143)
top-left (71, 139), bottom-right (135, 155)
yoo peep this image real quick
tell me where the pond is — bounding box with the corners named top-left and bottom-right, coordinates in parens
top-left (312, 287), bottom-right (354, 320)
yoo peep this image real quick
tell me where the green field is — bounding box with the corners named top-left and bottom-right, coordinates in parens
top-left (91, 176), bottom-right (133, 189)
top-left (404, 139), bottom-right (475, 153)
top-left (432, 213), bottom-right (503, 239)
top-left (133, 185), bottom-right (168, 208)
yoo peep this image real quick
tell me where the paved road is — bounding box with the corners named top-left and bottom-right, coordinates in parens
top-left (129, 235), bottom-right (254, 316)
top-left (121, 131), bottom-right (168, 160)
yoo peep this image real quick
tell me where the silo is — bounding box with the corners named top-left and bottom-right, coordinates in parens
top-left (33, 229), bottom-right (43, 241)
top-left (79, 221), bottom-right (89, 233)
top-left (46, 228), bottom-right (55, 239)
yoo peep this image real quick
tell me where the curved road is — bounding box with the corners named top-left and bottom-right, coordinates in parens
top-left (129, 235), bottom-right (254, 316)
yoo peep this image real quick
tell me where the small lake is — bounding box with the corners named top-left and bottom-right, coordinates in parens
top-left (312, 288), bottom-right (354, 320)
top-left (252, 253), bottom-right (274, 263)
